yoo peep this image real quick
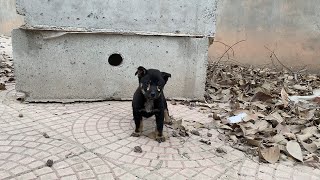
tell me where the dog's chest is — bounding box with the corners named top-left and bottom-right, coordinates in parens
top-left (144, 100), bottom-right (154, 113)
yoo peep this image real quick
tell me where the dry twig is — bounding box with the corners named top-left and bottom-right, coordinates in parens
top-left (264, 46), bottom-right (293, 74)
top-left (218, 40), bottom-right (246, 63)
top-left (213, 40), bottom-right (235, 59)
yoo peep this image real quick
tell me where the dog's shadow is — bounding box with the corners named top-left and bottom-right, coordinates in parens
top-left (140, 117), bottom-right (169, 140)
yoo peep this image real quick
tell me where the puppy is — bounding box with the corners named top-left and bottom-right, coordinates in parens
top-left (131, 66), bottom-right (171, 142)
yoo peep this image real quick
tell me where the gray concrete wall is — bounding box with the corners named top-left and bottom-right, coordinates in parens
top-left (12, 29), bottom-right (208, 102)
top-left (0, 0), bottom-right (24, 35)
top-left (16, 0), bottom-right (217, 37)
top-left (209, 0), bottom-right (320, 73)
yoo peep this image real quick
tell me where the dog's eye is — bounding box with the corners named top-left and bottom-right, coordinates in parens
top-left (157, 86), bottom-right (161, 92)
top-left (147, 84), bottom-right (150, 91)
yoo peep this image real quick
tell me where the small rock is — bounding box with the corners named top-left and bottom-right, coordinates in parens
top-left (179, 130), bottom-right (189, 137)
top-left (191, 130), bottom-right (200, 136)
top-left (134, 146), bottom-right (142, 153)
top-left (8, 77), bottom-right (15, 82)
top-left (172, 131), bottom-right (178, 137)
top-left (171, 100), bottom-right (177, 105)
top-left (3, 68), bottom-right (11, 73)
top-left (16, 97), bottom-right (25, 101)
top-left (207, 133), bottom-right (212, 137)
top-left (46, 159), bottom-right (53, 167)
top-left (42, 133), bottom-right (50, 138)
top-left (212, 113), bottom-right (221, 120)
top-left (189, 102), bottom-right (196, 110)
top-left (216, 147), bottom-right (227, 154)
top-left (182, 152), bottom-right (190, 159)
top-left (65, 152), bottom-right (74, 158)
top-left (16, 92), bottom-right (26, 102)
top-left (218, 134), bottom-right (227, 142)
top-left (200, 139), bottom-right (211, 145)
top-left (0, 82), bottom-right (5, 90)
top-left (18, 113), bottom-right (23, 118)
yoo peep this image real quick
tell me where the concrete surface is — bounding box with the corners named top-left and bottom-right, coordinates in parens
top-left (1, 84), bottom-right (319, 180)
top-left (0, 0), bottom-right (24, 36)
top-left (209, 0), bottom-right (320, 73)
top-left (16, 0), bottom-right (217, 37)
top-left (12, 29), bottom-right (208, 102)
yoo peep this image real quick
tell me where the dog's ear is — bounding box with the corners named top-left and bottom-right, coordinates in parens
top-left (161, 72), bottom-right (171, 83)
top-left (135, 66), bottom-right (147, 78)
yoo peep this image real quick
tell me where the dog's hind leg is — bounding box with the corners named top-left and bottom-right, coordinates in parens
top-left (164, 109), bottom-right (172, 125)
top-left (163, 101), bottom-right (172, 125)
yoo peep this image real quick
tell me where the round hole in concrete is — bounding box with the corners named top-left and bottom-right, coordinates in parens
top-left (108, 53), bottom-right (123, 66)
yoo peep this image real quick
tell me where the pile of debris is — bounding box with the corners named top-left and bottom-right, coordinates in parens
top-left (0, 35), bottom-right (15, 90)
top-left (200, 62), bottom-right (320, 166)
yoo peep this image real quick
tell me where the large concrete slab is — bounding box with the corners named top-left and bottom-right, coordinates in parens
top-left (12, 29), bottom-right (208, 102)
top-left (16, 0), bottom-right (217, 37)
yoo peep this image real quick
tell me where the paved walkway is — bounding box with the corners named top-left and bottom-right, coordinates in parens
top-left (0, 84), bottom-right (319, 180)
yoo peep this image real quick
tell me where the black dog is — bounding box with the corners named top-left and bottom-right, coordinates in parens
top-left (131, 66), bottom-right (171, 142)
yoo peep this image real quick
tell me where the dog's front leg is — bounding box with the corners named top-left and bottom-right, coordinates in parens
top-left (155, 111), bottom-right (165, 142)
top-left (131, 110), bottom-right (143, 137)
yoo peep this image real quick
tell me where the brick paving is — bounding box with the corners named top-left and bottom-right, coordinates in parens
top-left (0, 84), bottom-right (319, 179)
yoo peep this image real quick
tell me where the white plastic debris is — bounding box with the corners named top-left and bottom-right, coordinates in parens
top-left (227, 113), bottom-right (247, 124)
top-left (289, 89), bottom-right (320, 104)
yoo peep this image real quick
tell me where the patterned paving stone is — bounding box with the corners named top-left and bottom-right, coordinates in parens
top-left (0, 86), bottom-right (319, 179)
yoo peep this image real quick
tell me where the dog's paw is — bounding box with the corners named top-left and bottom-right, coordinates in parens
top-left (131, 132), bottom-right (141, 137)
top-left (155, 135), bottom-right (166, 143)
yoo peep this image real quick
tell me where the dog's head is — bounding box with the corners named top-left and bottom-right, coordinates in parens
top-left (135, 66), bottom-right (171, 100)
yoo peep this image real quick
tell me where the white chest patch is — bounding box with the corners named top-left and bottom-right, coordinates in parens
top-left (144, 100), bottom-right (154, 113)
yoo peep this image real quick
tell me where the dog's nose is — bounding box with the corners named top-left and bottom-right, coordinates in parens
top-left (150, 92), bottom-right (156, 97)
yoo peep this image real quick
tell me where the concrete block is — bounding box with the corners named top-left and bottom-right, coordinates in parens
top-left (16, 0), bottom-right (217, 37)
top-left (12, 29), bottom-right (208, 102)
